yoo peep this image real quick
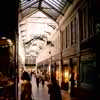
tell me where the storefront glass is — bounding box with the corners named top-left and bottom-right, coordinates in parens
top-left (80, 55), bottom-right (96, 90)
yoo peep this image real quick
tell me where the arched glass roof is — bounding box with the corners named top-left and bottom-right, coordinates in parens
top-left (19, 0), bottom-right (71, 21)
top-left (19, 0), bottom-right (72, 58)
top-left (19, 11), bottom-right (57, 57)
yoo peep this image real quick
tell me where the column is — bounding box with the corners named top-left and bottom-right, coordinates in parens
top-left (59, 54), bottom-right (62, 87)
top-left (69, 58), bottom-right (74, 96)
top-left (49, 51), bottom-right (52, 81)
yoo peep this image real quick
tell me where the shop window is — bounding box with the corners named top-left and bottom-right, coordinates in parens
top-left (0, 44), bottom-right (16, 99)
top-left (80, 59), bottom-right (96, 89)
top-left (61, 65), bottom-right (71, 90)
top-left (96, 23), bottom-right (100, 33)
top-left (56, 68), bottom-right (62, 82)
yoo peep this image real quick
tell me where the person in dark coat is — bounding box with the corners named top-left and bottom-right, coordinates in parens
top-left (70, 72), bottom-right (75, 97)
top-left (36, 71), bottom-right (40, 88)
top-left (47, 75), bottom-right (62, 100)
top-left (21, 71), bottom-right (32, 100)
top-left (41, 72), bottom-right (45, 88)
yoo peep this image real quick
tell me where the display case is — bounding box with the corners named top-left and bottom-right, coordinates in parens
top-left (0, 38), bottom-right (16, 100)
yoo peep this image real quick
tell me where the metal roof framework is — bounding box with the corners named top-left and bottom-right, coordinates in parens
top-left (19, 0), bottom-right (72, 58)
top-left (19, 0), bottom-right (71, 21)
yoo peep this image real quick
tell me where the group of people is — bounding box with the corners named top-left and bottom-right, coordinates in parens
top-left (20, 70), bottom-right (62, 100)
top-left (47, 74), bottom-right (62, 100)
top-left (35, 71), bottom-right (45, 88)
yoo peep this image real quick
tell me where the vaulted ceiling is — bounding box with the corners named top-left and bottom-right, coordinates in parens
top-left (19, 0), bottom-right (71, 57)
top-left (19, 11), bottom-right (57, 57)
top-left (19, 0), bottom-right (71, 21)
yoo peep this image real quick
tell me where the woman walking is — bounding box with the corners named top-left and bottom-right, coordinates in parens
top-left (21, 71), bottom-right (32, 100)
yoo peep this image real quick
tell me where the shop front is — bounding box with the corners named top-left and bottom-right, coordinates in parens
top-left (79, 52), bottom-right (96, 90)
top-left (61, 58), bottom-right (70, 90)
top-left (60, 56), bottom-right (79, 93)
top-left (55, 61), bottom-right (62, 85)
top-left (0, 38), bottom-right (16, 100)
top-left (61, 64), bottom-right (71, 90)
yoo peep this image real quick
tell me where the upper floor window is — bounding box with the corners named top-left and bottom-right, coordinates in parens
top-left (74, 17), bottom-right (77, 44)
top-left (83, 7), bottom-right (88, 39)
top-left (88, 11), bottom-right (94, 37)
top-left (71, 21), bottom-right (74, 45)
top-left (69, 16), bottom-right (78, 46)
top-left (79, 6), bottom-right (88, 42)
top-left (79, 4), bottom-right (94, 42)
top-left (66, 27), bottom-right (67, 48)
top-left (79, 10), bottom-right (84, 41)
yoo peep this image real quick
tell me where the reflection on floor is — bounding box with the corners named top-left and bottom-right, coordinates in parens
top-left (31, 75), bottom-right (49, 100)
top-left (19, 74), bottom-right (82, 100)
top-left (31, 75), bottom-right (80, 100)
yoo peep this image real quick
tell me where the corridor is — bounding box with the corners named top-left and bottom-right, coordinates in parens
top-left (31, 75), bottom-right (49, 100)
top-left (0, 0), bottom-right (96, 100)
top-left (31, 74), bottom-right (79, 100)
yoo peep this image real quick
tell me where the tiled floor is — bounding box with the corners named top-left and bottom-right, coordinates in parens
top-left (31, 75), bottom-right (50, 100)
top-left (19, 75), bottom-right (96, 100)
top-left (31, 75), bottom-right (79, 100)
top-left (19, 75), bottom-right (81, 100)
top-left (61, 90), bottom-right (80, 100)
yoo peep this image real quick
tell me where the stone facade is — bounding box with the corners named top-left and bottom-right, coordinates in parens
top-left (36, 0), bottom-right (96, 92)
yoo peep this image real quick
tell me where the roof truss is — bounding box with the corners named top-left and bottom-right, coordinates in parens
top-left (19, 0), bottom-right (72, 21)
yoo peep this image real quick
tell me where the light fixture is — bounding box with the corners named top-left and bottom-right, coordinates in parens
top-left (7, 39), bottom-right (13, 45)
top-left (47, 41), bottom-right (54, 47)
top-left (1, 37), bottom-right (6, 39)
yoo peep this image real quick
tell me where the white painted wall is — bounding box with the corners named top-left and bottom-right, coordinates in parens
top-left (18, 27), bottom-right (25, 67)
top-left (36, 30), bottom-right (61, 64)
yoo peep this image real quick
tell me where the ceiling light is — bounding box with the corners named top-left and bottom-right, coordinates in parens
top-left (1, 37), bottom-right (6, 39)
top-left (7, 39), bottom-right (13, 45)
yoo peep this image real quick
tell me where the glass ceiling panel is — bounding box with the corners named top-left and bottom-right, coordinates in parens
top-left (20, 0), bottom-right (38, 7)
top-left (41, 2), bottom-right (60, 19)
top-left (51, 0), bottom-right (65, 8)
top-left (20, 0), bottom-right (39, 11)
top-left (21, 8), bottom-right (38, 19)
top-left (19, 0), bottom-right (70, 57)
top-left (20, 0), bottom-right (69, 21)
top-left (44, 0), bottom-right (62, 11)
top-left (42, 9), bottom-right (59, 20)
top-left (44, 0), bottom-right (66, 11)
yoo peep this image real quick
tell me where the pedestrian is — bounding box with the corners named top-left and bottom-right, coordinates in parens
top-left (41, 72), bottom-right (45, 87)
top-left (21, 71), bottom-right (32, 100)
top-left (47, 75), bottom-right (62, 100)
top-left (36, 71), bottom-right (40, 88)
top-left (30, 70), bottom-right (33, 77)
top-left (70, 72), bottom-right (75, 97)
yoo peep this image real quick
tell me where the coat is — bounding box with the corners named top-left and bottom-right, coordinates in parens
top-left (21, 80), bottom-right (32, 100)
top-left (48, 82), bottom-right (62, 100)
